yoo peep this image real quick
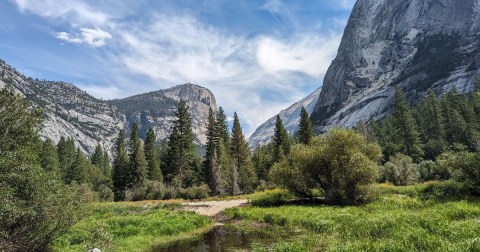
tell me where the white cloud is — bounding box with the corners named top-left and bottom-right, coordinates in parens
top-left (56, 28), bottom-right (112, 47)
top-left (11, 0), bottom-right (346, 135)
top-left (256, 34), bottom-right (341, 78)
top-left (13, 0), bottom-right (110, 27)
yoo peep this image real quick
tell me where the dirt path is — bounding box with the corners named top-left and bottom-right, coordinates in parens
top-left (183, 199), bottom-right (248, 217)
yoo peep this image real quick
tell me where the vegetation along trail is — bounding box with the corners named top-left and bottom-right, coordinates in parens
top-left (183, 199), bottom-right (248, 217)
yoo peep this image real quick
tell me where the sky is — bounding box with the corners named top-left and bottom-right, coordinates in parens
top-left (0, 0), bottom-right (355, 135)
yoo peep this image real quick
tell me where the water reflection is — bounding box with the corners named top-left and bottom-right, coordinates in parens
top-left (157, 224), bottom-right (281, 252)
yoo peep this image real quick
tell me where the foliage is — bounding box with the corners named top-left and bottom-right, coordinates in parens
top-left (0, 88), bottom-right (81, 251)
top-left (270, 128), bottom-right (381, 204)
top-left (165, 100), bottom-right (196, 185)
top-left (231, 112), bottom-right (257, 194)
top-left (127, 123), bottom-right (148, 187)
top-left (112, 131), bottom-right (129, 201)
top-left (272, 115), bottom-right (290, 162)
top-left (297, 106), bottom-right (314, 145)
top-left (224, 183), bottom-right (480, 251)
top-left (51, 202), bottom-right (213, 252)
top-left (144, 128), bottom-right (163, 182)
top-left (381, 154), bottom-right (419, 186)
top-left (248, 189), bottom-right (295, 206)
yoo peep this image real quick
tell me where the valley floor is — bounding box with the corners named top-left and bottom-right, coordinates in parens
top-left (52, 183), bottom-right (480, 251)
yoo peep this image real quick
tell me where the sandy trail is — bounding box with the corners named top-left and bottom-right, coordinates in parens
top-left (183, 199), bottom-right (248, 216)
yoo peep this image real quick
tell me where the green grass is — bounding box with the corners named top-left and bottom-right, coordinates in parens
top-left (225, 183), bottom-right (480, 251)
top-left (51, 202), bottom-right (214, 252)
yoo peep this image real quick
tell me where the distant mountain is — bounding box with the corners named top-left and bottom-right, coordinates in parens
top-left (110, 83), bottom-right (216, 146)
top-left (248, 87), bottom-right (321, 149)
top-left (0, 59), bottom-right (216, 155)
top-left (310, 0), bottom-right (480, 131)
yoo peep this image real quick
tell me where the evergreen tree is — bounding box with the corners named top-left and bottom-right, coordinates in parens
top-left (127, 123), bottom-right (147, 187)
top-left (112, 130), bottom-right (129, 200)
top-left (66, 148), bottom-right (89, 184)
top-left (297, 106), bottom-right (314, 145)
top-left (166, 100), bottom-right (196, 184)
top-left (230, 112), bottom-right (257, 194)
top-left (144, 128), bottom-right (163, 181)
top-left (392, 88), bottom-right (423, 161)
top-left (40, 139), bottom-right (60, 174)
top-left (252, 142), bottom-right (274, 181)
top-left (57, 137), bottom-right (76, 180)
top-left (216, 106), bottom-right (230, 148)
top-left (91, 144), bottom-right (104, 172)
top-left (273, 115), bottom-right (290, 162)
top-left (102, 152), bottom-right (111, 178)
top-left (0, 86), bottom-right (80, 251)
top-left (216, 106), bottom-right (231, 194)
top-left (204, 109), bottom-right (224, 194)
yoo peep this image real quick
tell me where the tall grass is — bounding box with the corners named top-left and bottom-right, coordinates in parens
top-left (51, 202), bottom-right (213, 252)
top-left (225, 183), bottom-right (480, 251)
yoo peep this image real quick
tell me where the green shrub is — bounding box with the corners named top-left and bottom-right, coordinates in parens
top-left (382, 154), bottom-right (419, 185)
top-left (97, 184), bottom-right (114, 202)
top-left (269, 128), bottom-right (382, 205)
top-left (249, 189), bottom-right (294, 206)
top-left (418, 160), bottom-right (438, 181)
top-left (438, 151), bottom-right (480, 195)
top-left (145, 180), bottom-right (166, 200)
top-left (179, 184), bottom-right (210, 200)
top-left (420, 180), bottom-right (469, 200)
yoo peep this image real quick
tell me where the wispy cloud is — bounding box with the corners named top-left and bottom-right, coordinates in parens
top-left (9, 0), bottom-right (350, 134)
top-left (56, 28), bottom-right (111, 47)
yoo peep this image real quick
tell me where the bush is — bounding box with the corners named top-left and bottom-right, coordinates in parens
top-left (420, 180), bottom-right (469, 200)
top-left (97, 185), bottom-right (114, 202)
top-left (382, 154), bottom-right (419, 185)
top-left (179, 184), bottom-right (211, 200)
top-left (270, 128), bottom-right (382, 205)
top-left (71, 182), bottom-right (99, 203)
top-left (418, 160), bottom-right (438, 182)
top-left (145, 180), bottom-right (166, 200)
top-left (437, 151), bottom-right (480, 195)
top-left (248, 189), bottom-right (294, 206)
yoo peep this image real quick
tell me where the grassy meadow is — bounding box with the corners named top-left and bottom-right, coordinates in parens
top-left (224, 183), bottom-right (480, 251)
top-left (50, 202), bottom-right (214, 252)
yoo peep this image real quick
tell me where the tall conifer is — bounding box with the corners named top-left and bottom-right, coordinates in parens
top-left (144, 128), bottom-right (163, 181)
top-left (298, 106), bottom-right (314, 145)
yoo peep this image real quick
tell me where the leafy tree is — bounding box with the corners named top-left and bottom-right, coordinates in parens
top-left (381, 154), bottom-right (419, 186)
top-left (392, 88), bottom-right (423, 161)
top-left (0, 88), bottom-right (81, 251)
top-left (273, 115), bottom-right (290, 162)
top-left (166, 100), bottom-right (196, 185)
top-left (230, 112), bottom-right (257, 194)
top-left (127, 123), bottom-right (147, 187)
top-left (297, 106), bottom-right (314, 144)
top-left (270, 128), bottom-right (381, 205)
top-left (112, 130), bottom-right (129, 200)
top-left (40, 139), bottom-right (60, 174)
top-left (144, 128), bottom-right (163, 181)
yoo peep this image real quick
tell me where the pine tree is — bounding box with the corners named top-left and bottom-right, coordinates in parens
top-left (40, 139), bottom-right (60, 174)
top-left (392, 88), bottom-right (423, 161)
top-left (144, 128), bottom-right (163, 181)
top-left (91, 144), bottom-right (105, 172)
top-left (230, 112), bottom-right (257, 194)
top-left (297, 106), bottom-right (314, 145)
top-left (204, 108), bottom-right (224, 194)
top-left (103, 152), bottom-right (111, 178)
top-left (112, 130), bottom-right (129, 200)
top-left (166, 100), bottom-right (196, 184)
top-left (273, 115), bottom-right (290, 162)
top-left (66, 148), bottom-right (88, 184)
top-left (216, 106), bottom-right (230, 148)
top-left (57, 137), bottom-right (76, 181)
top-left (127, 123), bottom-right (148, 187)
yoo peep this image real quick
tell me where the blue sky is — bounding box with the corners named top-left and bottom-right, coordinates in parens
top-left (0, 0), bottom-right (355, 135)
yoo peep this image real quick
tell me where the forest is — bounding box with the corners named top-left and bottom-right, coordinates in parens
top-left (2, 83), bottom-right (480, 251)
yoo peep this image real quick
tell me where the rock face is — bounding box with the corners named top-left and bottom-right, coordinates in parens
top-left (248, 87), bottom-right (321, 149)
top-left (110, 83), bottom-right (216, 146)
top-left (0, 59), bottom-right (216, 155)
top-left (310, 0), bottom-right (480, 131)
